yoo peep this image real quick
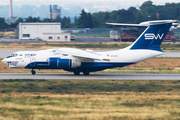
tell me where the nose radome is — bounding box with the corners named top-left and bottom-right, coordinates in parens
top-left (2, 58), bottom-right (6, 64)
top-left (2, 58), bottom-right (8, 67)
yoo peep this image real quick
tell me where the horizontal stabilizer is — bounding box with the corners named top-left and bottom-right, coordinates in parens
top-left (106, 20), bottom-right (177, 27)
top-left (140, 20), bottom-right (177, 26)
top-left (106, 22), bottom-right (145, 27)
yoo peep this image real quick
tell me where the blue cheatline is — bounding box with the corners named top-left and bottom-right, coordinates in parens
top-left (25, 62), bottom-right (135, 72)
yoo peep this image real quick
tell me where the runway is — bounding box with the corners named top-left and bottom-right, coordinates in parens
top-left (0, 38), bottom-right (112, 43)
top-left (0, 73), bottom-right (180, 80)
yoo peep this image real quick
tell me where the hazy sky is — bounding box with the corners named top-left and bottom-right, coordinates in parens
top-left (1, 0), bottom-right (180, 7)
top-left (0, 0), bottom-right (180, 13)
top-left (0, 0), bottom-right (179, 18)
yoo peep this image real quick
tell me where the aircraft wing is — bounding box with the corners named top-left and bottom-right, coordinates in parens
top-left (55, 48), bottom-right (104, 60)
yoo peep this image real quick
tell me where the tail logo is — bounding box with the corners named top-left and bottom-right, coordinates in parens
top-left (145, 33), bottom-right (164, 40)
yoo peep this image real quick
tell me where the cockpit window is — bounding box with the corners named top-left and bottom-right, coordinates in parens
top-left (6, 53), bottom-right (18, 58)
top-left (14, 53), bottom-right (18, 57)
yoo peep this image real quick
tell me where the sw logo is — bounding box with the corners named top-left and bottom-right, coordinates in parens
top-left (145, 33), bottom-right (164, 40)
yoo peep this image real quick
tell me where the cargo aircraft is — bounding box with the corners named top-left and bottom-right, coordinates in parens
top-left (2, 20), bottom-right (178, 75)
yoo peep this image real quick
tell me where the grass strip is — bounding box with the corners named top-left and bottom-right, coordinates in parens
top-left (0, 80), bottom-right (180, 120)
top-left (0, 79), bottom-right (180, 94)
top-left (2, 42), bottom-right (180, 51)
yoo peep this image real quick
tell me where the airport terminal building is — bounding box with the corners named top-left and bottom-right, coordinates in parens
top-left (18, 22), bottom-right (70, 41)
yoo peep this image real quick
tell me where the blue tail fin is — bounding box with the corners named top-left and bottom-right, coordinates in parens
top-left (130, 23), bottom-right (172, 51)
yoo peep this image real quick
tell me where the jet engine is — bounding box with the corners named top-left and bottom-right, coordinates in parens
top-left (48, 57), bottom-right (81, 68)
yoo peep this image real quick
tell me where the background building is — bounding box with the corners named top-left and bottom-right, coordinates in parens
top-left (9, 0), bottom-right (13, 24)
top-left (50, 5), bottom-right (61, 19)
top-left (19, 22), bottom-right (61, 40)
top-left (19, 22), bottom-right (70, 41)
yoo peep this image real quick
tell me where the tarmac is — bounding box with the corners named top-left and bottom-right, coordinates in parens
top-left (0, 38), bottom-right (113, 43)
top-left (0, 73), bottom-right (180, 80)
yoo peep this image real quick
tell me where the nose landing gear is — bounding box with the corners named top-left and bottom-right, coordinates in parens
top-left (31, 69), bottom-right (36, 75)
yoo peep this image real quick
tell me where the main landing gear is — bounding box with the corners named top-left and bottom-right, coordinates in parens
top-left (73, 70), bottom-right (90, 75)
top-left (73, 71), bottom-right (80, 75)
top-left (83, 71), bottom-right (89, 75)
top-left (31, 69), bottom-right (36, 75)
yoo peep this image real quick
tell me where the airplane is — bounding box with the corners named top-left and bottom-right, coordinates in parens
top-left (2, 20), bottom-right (178, 75)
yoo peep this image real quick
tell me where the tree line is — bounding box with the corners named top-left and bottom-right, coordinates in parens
top-left (0, 16), bottom-right (71, 29)
top-left (0, 1), bottom-right (180, 29)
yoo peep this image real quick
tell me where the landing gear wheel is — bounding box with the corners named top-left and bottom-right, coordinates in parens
top-left (31, 69), bottom-right (36, 75)
top-left (74, 71), bottom-right (80, 75)
top-left (83, 71), bottom-right (89, 75)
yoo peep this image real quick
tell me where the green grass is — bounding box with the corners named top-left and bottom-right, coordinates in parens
top-left (3, 42), bottom-right (180, 52)
top-left (1, 79), bottom-right (180, 94)
top-left (32, 42), bottom-right (180, 51)
top-left (0, 80), bottom-right (180, 120)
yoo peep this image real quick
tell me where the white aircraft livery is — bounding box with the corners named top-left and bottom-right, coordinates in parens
top-left (2, 20), bottom-right (178, 75)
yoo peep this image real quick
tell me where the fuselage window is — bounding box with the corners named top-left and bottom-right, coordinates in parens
top-left (23, 34), bottom-right (30, 37)
top-left (111, 55), bottom-right (118, 57)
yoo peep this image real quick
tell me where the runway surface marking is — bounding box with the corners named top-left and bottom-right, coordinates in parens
top-left (0, 73), bottom-right (180, 80)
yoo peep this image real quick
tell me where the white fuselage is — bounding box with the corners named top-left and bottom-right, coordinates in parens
top-left (2, 48), bottom-right (163, 70)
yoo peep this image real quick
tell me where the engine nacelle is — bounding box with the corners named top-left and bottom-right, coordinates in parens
top-left (71, 59), bottom-right (81, 68)
top-left (48, 57), bottom-right (59, 67)
top-left (48, 57), bottom-right (81, 68)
